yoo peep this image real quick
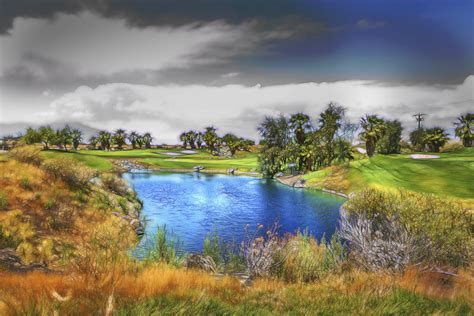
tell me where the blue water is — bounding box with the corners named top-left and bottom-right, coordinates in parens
top-left (123, 172), bottom-right (345, 253)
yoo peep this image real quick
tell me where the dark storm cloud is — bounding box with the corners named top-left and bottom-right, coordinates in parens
top-left (0, 0), bottom-right (322, 35)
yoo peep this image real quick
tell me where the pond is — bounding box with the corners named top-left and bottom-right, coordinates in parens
top-left (123, 172), bottom-right (345, 253)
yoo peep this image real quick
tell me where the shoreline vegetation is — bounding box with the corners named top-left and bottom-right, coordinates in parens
top-left (0, 110), bottom-right (473, 314)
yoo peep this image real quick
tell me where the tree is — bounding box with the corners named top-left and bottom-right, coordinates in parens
top-left (97, 131), bottom-right (112, 150)
top-left (454, 113), bottom-right (473, 147)
top-left (143, 132), bottom-right (153, 148)
top-left (334, 138), bottom-right (354, 165)
top-left (38, 126), bottom-right (56, 150)
top-left (179, 132), bottom-right (188, 148)
top-left (128, 131), bottom-right (139, 149)
top-left (222, 133), bottom-right (241, 156)
top-left (319, 103), bottom-right (345, 165)
top-left (113, 129), bottom-right (127, 150)
top-left (377, 120), bottom-right (403, 154)
top-left (23, 127), bottom-right (41, 145)
top-left (70, 129), bottom-right (82, 150)
top-left (257, 115), bottom-right (291, 148)
top-left (359, 115), bottom-right (386, 157)
top-left (203, 126), bottom-right (219, 153)
top-left (196, 132), bottom-right (203, 149)
top-left (409, 128), bottom-right (426, 151)
top-left (89, 136), bottom-right (98, 150)
top-left (55, 125), bottom-right (72, 151)
top-left (289, 113), bottom-right (312, 145)
top-left (423, 127), bottom-right (449, 152)
top-left (136, 135), bottom-right (144, 149)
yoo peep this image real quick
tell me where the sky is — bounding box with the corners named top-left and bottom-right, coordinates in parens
top-left (0, 0), bottom-right (473, 143)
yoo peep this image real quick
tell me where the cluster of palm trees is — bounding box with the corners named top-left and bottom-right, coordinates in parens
top-left (89, 129), bottom-right (153, 150)
top-left (180, 127), bottom-right (254, 155)
top-left (23, 125), bottom-right (83, 150)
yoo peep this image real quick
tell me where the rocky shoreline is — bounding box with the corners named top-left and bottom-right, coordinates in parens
top-left (275, 175), bottom-right (349, 198)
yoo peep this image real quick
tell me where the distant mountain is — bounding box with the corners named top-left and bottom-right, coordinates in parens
top-left (0, 122), bottom-right (101, 141)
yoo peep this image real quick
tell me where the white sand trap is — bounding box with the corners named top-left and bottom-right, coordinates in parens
top-left (181, 150), bottom-right (197, 154)
top-left (162, 152), bottom-right (182, 156)
top-left (356, 147), bottom-right (367, 154)
top-left (410, 154), bottom-right (440, 159)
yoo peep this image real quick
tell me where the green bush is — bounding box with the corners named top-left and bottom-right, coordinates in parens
top-left (9, 146), bottom-right (43, 166)
top-left (20, 177), bottom-right (32, 190)
top-left (203, 229), bottom-right (244, 272)
top-left (343, 188), bottom-right (473, 268)
top-left (0, 192), bottom-right (8, 210)
top-left (440, 141), bottom-right (464, 153)
top-left (42, 157), bottom-right (96, 188)
top-left (143, 226), bottom-right (184, 267)
top-left (274, 231), bottom-right (345, 283)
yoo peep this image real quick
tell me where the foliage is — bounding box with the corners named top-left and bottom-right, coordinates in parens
top-left (377, 119), bottom-right (403, 154)
top-left (97, 130), bottom-right (112, 150)
top-left (440, 141), bottom-right (465, 153)
top-left (343, 188), bottom-right (473, 269)
top-left (454, 113), bottom-right (473, 147)
top-left (275, 231), bottom-right (345, 283)
top-left (202, 126), bottom-right (219, 153)
top-left (203, 229), bottom-right (244, 272)
top-left (38, 126), bottom-right (56, 150)
top-left (423, 127), bottom-right (449, 152)
top-left (359, 114), bottom-right (386, 157)
top-left (143, 226), bottom-right (184, 266)
top-left (0, 191), bottom-right (8, 210)
top-left (9, 145), bottom-right (43, 165)
top-left (100, 174), bottom-right (131, 196)
top-left (240, 224), bottom-right (286, 278)
top-left (289, 112), bottom-right (312, 145)
top-left (70, 128), bottom-right (83, 150)
top-left (409, 128), bottom-right (426, 151)
top-left (113, 129), bottom-right (128, 150)
top-left (42, 157), bottom-right (96, 188)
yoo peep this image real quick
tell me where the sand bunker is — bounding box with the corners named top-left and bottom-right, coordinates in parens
top-left (181, 150), bottom-right (197, 154)
top-left (410, 154), bottom-right (440, 159)
top-left (162, 152), bottom-right (182, 156)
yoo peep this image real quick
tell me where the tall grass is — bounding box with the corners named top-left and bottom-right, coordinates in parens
top-left (141, 226), bottom-right (184, 267)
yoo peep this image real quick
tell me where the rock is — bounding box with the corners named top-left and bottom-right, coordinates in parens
top-left (275, 172), bottom-right (285, 177)
top-left (184, 253), bottom-right (217, 273)
top-left (193, 165), bottom-right (205, 171)
top-left (293, 179), bottom-right (306, 188)
top-left (0, 248), bottom-right (51, 273)
top-left (227, 168), bottom-right (235, 174)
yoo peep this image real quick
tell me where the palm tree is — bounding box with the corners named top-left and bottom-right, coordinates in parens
top-left (89, 136), bottom-right (98, 150)
top-left (454, 113), bottom-right (473, 147)
top-left (70, 129), bottom-right (82, 150)
top-left (143, 132), bottom-right (153, 148)
top-left (179, 132), bottom-right (188, 148)
top-left (289, 113), bottom-right (312, 145)
top-left (128, 131), bottom-right (139, 149)
top-left (38, 126), bottom-right (56, 150)
top-left (423, 127), bottom-right (449, 152)
top-left (334, 138), bottom-right (354, 165)
top-left (113, 129), bottom-right (127, 150)
top-left (203, 126), bottom-right (219, 153)
top-left (97, 131), bottom-right (112, 150)
top-left (56, 125), bottom-right (72, 151)
top-left (136, 135), bottom-right (144, 149)
top-left (196, 132), bottom-right (203, 149)
top-left (359, 115), bottom-right (386, 157)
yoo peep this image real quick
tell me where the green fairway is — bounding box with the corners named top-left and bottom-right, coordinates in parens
top-left (304, 148), bottom-right (474, 202)
top-left (42, 149), bottom-right (258, 173)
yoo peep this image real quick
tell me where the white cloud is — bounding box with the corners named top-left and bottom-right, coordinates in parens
top-left (221, 72), bottom-right (240, 79)
top-left (0, 13), bottom-right (261, 76)
top-left (39, 76), bottom-right (474, 143)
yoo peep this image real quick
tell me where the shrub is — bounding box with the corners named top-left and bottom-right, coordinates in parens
top-left (274, 231), bottom-right (345, 283)
top-left (0, 192), bottom-right (8, 210)
top-left (240, 224), bottom-right (286, 278)
top-left (142, 225), bottom-right (184, 267)
top-left (42, 157), bottom-right (96, 188)
top-left (203, 229), bottom-right (244, 272)
top-left (440, 141), bottom-right (464, 153)
top-left (343, 188), bottom-right (473, 269)
top-left (101, 174), bottom-right (132, 196)
top-left (8, 146), bottom-right (43, 166)
top-left (20, 177), bottom-right (32, 190)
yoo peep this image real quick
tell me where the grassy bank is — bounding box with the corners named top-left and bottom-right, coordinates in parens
top-left (303, 148), bottom-right (474, 205)
top-left (41, 148), bottom-right (259, 173)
